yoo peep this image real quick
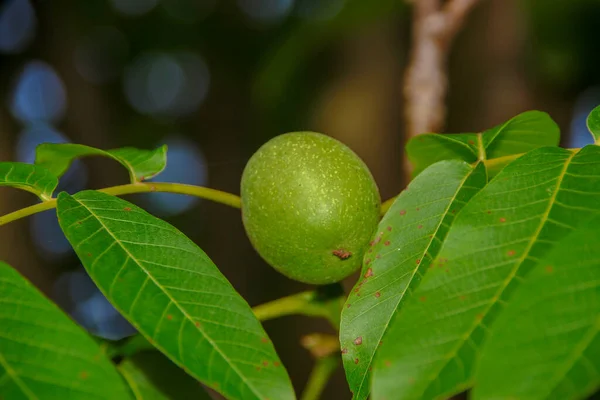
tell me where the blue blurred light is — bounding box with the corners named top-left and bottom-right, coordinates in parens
top-left (0, 0), bottom-right (36, 54)
top-left (57, 268), bottom-right (137, 341)
top-left (16, 123), bottom-right (67, 164)
top-left (10, 61), bottom-right (67, 123)
top-left (238, 0), bottom-right (294, 24)
top-left (296, 0), bottom-right (345, 21)
top-left (124, 51), bottom-right (210, 117)
top-left (109, 0), bottom-right (158, 16)
top-left (143, 136), bottom-right (208, 216)
top-left (569, 86), bottom-right (600, 148)
top-left (16, 123), bottom-right (88, 192)
top-left (74, 26), bottom-right (129, 84)
top-left (30, 209), bottom-right (72, 259)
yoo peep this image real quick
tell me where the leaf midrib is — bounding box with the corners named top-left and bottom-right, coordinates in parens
top-left (416, 150), bottom-right (576, 399)
top-left (72, 196), bottom-right (263, 399)
top-left (354, 164), bottom-right (479, 398)
top-left (0, 346), bottom-right (38, 400)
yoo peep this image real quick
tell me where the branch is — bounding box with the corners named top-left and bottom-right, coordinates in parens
top-left (403, 0), bottom-right (482, 177)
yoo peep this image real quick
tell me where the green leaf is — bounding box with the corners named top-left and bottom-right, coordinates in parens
top-left (474, 216), bottom-right (600, 400)
top-left (371, 145), bottom-right (600, 400)
top-left (119, 351), bottom-right (211, 400)
top-left (587, 104), bottom-right (600, 143)
top-left (339, 160), bottom-right (487, 400)
top-left (0, 262), bottom-right (131, 400)
top-left (406, 111), bottom-right (560, 177)
top-left (56, 190), bottom-right (295, 400)
top-left (481, 110), bottom-right (560, 159)
top-left (0, 162), bottom-right (58, 201)
top-left (405, 134), bottom-right (479, 177)
top-left (35, 143), bottom-right (168, 183)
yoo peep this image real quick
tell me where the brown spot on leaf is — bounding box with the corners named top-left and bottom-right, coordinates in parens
top-left (79, 371), bottom-right (89, 380)
top-left (261, 337), bottom-right (269, 343)
top-left (468, 140), bottom-right (475, 145)
top-left (354, 337), bottom-right (363, 346)
top-left (507, 250), bottom-right (516, 256)
top-left (417, 225), bottom-right (423, 229)
top-left (487, 210), bottom-right (492, 214)
top-left (365, 258), bottom-right (371, 265)
top-left (195, 321), bottom-right (201, 327)
top-left (274, 362), bottom-right (281, 367)
top-left (384, 240), bottom-right (391, 246)
top-left (150, 185), bottom-right (157, 192)
top-left (459, 295), bottom-right (466, 301)
top-left (387, 226), bottom-right (392, 231)
top-left (499, 217), bottom-right (506, 223)
top-left (545, 265), bottom-right (554, 274)
top-left (376, 254), bottom-right (381, 259)
top-left (354, 358), bottom-right (359, 364)
top-left (166, 315), bottom-right (173, 320)
top-left (341, 348), bottom-right (348, 354)
top-left (400, 210), bottom-right (406, 216)
top-left (262, 361), bottom-right (269, 367)
top-left (86, 253), bottom-right (92, 257)
top-left (123, 207), bottom-right (131, 211)
top-left (384, 360), bottom-right (391, 367)
top-left (346, 304), bottom-right (351, 308)
top-left (476, 314), bottom-right (484, 320)
top-left (364, 268), bottom-right (373, 278)
top-left (416, 259), bottom-right (421, 265)
top-left (375, 292), bottom-right (381, 298)
top-left (419, 296), bottom-right (427, 302)
top-left (256, 366), bottom-right (261, 371)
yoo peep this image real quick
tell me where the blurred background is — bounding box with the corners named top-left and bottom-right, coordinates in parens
top-left (1, 0), bottom-right (600, 398)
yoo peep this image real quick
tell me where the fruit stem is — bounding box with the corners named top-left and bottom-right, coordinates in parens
top-left (0, 182), bottom-right (241, 227)
top-left (252, 288), bottom-right (344, 328)
top-left (300, 355), bottom-right (340, 400)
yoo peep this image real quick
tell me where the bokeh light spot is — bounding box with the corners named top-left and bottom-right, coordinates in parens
top-left (10, 61), bottom-right (67, 123)
top-left (237, 0), bottom-right (294, 24)
top-left (142, 136), bottom-right (208, 216)
top-left (569, 86), bottom-right (600, 148)
top-left (16, 123), bottom-right (88, 192)
top-left (54, 268), bottom-right (136, 340)
top-left (124, 51), bottom-right (210, 117)
top-left (30, 210), bottom-right (72, 259)
top-left (0, 0), bottom-right (36, 54)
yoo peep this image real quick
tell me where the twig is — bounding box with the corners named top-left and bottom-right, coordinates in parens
top-left (403, 0), bottom-right (482, 178)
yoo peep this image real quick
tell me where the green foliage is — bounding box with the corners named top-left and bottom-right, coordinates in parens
top-left (0, 263), bottom-right (131, 399)
top-left (119, 351), bottom-right (211, 399)
top-left (35, 143), bottom-right (167, 183)
top-left (339, 160), bottom-right (487, 400)
top-left (474, 215), bottom-right (600, 400)
top-left (406, 110), bottom-right (560, 178)
top-left (587, 104), bottom-right (600, 143)
top-left (371, 145), bottom-right (600, 400)
top-left (0, 109), bottom-right (599, 400)
top-left (0, 162), bottom-right (58, 200)
top-left (56, 190), bottom-right (294, 400)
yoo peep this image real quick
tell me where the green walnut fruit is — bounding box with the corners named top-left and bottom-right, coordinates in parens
top-left (241, 132), bottom-right (381, 284)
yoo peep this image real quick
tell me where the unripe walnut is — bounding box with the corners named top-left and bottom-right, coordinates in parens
top-left (241, 132), bottom-right (381, 284)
